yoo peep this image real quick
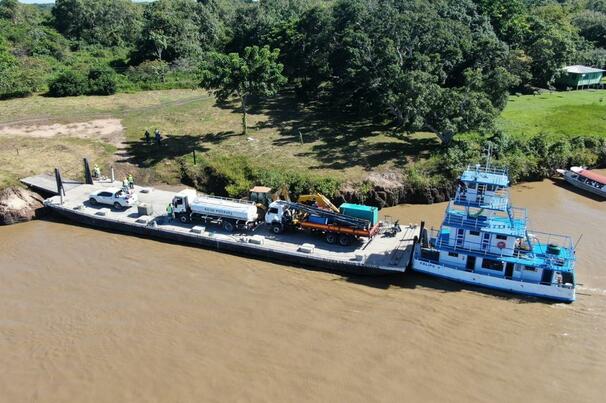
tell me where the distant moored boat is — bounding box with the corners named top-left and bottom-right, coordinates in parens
top-left (556, 167), bottom-right (606, 199)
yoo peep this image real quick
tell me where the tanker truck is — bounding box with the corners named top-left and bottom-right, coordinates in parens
top-left (171, 189), bottom-right (260, 232)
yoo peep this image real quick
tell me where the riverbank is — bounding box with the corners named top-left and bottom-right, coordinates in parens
top-left (1, 89), bottom-right (605, 206)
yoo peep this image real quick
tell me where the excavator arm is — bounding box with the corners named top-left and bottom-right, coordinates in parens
top-left (297, 193), bottom-right (339, 213)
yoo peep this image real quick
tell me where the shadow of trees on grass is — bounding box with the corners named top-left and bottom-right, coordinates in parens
top-left (221, 91), bottom-right (442, 171)
top-left (120, 131), bottom-right (237, 167)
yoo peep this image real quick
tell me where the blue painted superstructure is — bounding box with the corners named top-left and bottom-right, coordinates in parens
top-left (413, 163), bottom-right (577, 302)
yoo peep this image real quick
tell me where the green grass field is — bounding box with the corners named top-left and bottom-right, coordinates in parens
top-left (498, 89), bottom-right (606, 139)
top-left (1, 88), bottom-right (605, 191)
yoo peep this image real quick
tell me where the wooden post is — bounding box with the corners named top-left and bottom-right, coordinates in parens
top-left (54, 168), bottom-right (65, 204)
top-left (83, 158), bottom-right (93, 185)
top-left (193, 149), bottom-right (197, 165)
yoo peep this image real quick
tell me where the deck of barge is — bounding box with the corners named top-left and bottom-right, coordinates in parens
top-left (44, 182), bottom-right (419, 274)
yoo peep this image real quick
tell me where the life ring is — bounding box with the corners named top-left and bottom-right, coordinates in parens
top-left (497, 241), bottom-right (506, 249)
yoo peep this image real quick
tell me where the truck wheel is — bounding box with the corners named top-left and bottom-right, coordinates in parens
top-left (325, 233), bottom-right (337, 244)
top-left (338, 234), bottom-right (353, 246)
top-left (223, 220), bottom-right (235, 232)
top-left (179, 215), bottom-right (189, 224)
top-left (271, 223), bottom-right (283, 234)
top-left (113, 202), bottom-right (122, 210)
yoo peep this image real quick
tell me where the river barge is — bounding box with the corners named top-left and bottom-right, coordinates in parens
top-left (43, 182), bottom-right (419, 275)
top-left (412, 164), bottom-right (577, 302)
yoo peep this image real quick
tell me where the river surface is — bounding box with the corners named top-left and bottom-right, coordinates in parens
top-left (1, 176), bottom-right (604, 402)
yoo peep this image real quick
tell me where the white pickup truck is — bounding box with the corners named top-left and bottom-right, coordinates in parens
top-left (89, 187), bottom-right (137, 210)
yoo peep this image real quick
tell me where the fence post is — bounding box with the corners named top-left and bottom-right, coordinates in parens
top-left (193, 149), bottom-right (197, 165)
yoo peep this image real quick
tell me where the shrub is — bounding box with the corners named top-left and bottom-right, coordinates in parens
top-left (127, 59), bottom-right (169, 83)
top-left (48, 69), bottom-right (88, 97)
top-left (87, 66), bottom-right (117, 95)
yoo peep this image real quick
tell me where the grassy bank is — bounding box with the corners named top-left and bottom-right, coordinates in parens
top-left (1, 88), bottom-right (605, 202)
top-left (498, 90), bottom-right (606, 139)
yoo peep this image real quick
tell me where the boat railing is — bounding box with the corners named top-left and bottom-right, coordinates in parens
top-left (443, 206), bottom-right (527, 231)
top-left (429, 228), bottom-right (576, 269)
top-left (465, 164), bottom-right (508, 176)
top-left (453, 189), bottom-right (509, 210)
top-left (431, 228), bottom-right (528, 259)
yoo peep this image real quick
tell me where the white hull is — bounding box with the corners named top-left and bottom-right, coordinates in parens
top-left (558, 169), bottom-right (606, 198)
top-left (413, 259), bottom-right (575, 302)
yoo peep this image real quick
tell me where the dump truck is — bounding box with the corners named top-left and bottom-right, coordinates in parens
top-left (265, 200), bottom-right (380, 246)
top-left (172, 189), bottom-right (260, 232)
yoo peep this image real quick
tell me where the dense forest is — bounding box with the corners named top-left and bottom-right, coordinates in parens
top-left (2, 0), bottom-right (606, 130)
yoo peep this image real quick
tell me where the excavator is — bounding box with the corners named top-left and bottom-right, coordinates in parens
top-left (248, 187), bottom-right (339, 219)
top-left (296, 193), bottom-right (339, 213)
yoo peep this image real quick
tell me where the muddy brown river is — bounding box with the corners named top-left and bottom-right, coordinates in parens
top-left (1, 176), bottom-right (604, 402)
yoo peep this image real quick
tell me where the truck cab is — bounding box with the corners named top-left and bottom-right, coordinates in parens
top-left (265, 201), bottom-right (290, 233)
top-left (172, 189), bottom-right (197, 222)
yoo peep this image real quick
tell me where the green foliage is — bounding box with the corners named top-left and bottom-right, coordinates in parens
top-left (127, 60), bottom-right (170, 84)
top-left (185, 153), bottom-right (341, 199)
top-left (48, 69), bottom-right (89, 97)
top-left (0, 0), bottom-right (18, 21)
top-left (48, 66), bottom-right (117, 97)
top-left (133, 0), bottom-right (226, 63)
top-left (47, 70), bottom-right (82, 97)
top-left (52, 0), bottom-right (142, 47)
top-left (87, 66), bottom-right (117, 95)
top-left (199, 45), bottom-right (287, 134)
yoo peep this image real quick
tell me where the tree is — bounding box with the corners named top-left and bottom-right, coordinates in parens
top-left (200, 46), bottom-right (287, 135)
top-left (0, 0), bottom-right (18, 22)
top-left (573, 10), bottom-right (606, 48)
top-left (52, 0), bottom-right (142, 47)
top-left (133, 0), bottom-right (226, 63)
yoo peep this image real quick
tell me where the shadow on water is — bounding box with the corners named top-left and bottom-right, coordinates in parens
top-left (550, 177), bottom-right (605, 202)
top-left (343, 271), bottom-right (561, 304)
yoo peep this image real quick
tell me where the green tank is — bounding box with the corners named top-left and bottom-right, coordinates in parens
top-left (339, 203), bottom-right (378, 226)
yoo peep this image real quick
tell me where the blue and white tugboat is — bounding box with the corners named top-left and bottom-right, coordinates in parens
top-left (413, 160), bottom-right (577, 302)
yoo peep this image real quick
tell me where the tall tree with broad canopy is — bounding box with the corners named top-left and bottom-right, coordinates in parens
top-left (199, 46), bottom-right (287, 136)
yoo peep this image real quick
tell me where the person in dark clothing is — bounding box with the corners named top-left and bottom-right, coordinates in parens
top-left (155, 129), bottom-right (162, 146)
top-left (144, 129), bottom-right (151, 144)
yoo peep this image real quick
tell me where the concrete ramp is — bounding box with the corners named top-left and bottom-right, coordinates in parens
top-left (21, 174), bottom-right (82, 195)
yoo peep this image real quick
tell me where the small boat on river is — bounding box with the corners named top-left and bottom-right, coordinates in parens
top-left (413, 163), bottom-right (577, 302)
top-left (556, 167), bottom-right (606, 199)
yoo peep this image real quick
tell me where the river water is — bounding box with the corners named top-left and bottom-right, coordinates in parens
top-left (0, 176), bottom-right (604, 402)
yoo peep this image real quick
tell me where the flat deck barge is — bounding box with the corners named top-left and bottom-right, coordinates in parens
top-left (44, 182), bottom-right (419, 275)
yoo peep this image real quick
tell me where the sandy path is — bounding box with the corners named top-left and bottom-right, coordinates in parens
top-left (0, 119), bottom-right (125, 147)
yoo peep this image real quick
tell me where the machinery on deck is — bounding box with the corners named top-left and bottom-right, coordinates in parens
top-left (265, 200), bottom-right (380, 246)
top-left (297, 193), bottom-right (339, 213)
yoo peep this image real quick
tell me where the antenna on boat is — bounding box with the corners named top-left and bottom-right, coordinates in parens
top-left (484, 143), bottom-right (493, 168)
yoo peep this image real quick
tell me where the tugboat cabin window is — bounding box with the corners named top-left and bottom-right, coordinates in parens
top-left (448, 252), bottom-right (459, 257)
top-left (523, 266), bottom-right (537, 272)
top-left (469, 230), bottom-right (480, 236)
top-left (481, 259), bottom-right (503, 271)
top-left (268, 207), bottom-right (279, 214)
top-left (495, 234), bottom-right (507, 240)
